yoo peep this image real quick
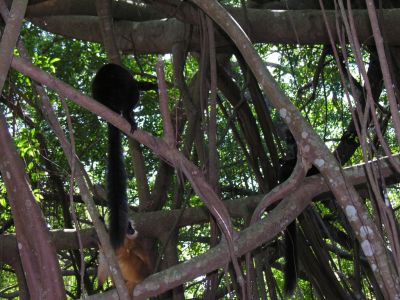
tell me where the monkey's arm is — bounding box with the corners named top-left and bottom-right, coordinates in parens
top-left (97, 244), bottom-right (150, 290)
top-left (116, 246), bottom-right (151, 284)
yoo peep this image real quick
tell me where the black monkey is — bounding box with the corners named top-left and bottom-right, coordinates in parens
top-left (91, 63), bottom-right (139, 249)
top-left (92, 63), bottom-right (139, 130)
top-left (278, 130), bottom-right (318, 295)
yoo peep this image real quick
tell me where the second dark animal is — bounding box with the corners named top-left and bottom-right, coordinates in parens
top-left (279, 130), bottom-right (319, 296)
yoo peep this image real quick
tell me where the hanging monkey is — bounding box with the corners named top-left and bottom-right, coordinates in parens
top-left (92, 63), bottom-right (152, 291)
top-left (92, 63), bottom-right (139, 249)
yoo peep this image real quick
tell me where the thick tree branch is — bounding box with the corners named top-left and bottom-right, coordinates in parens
top-left (0, 0), bottom-right (27, 91)
top-left (0, 1), bottom-right (65, 299)
top-left (0, 113), bottom-right (66, 299)
top-left (28, 9), bottom-right (400, 55)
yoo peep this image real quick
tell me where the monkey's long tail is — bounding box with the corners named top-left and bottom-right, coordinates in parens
top-left (107, 123), bottom-right (128, 249)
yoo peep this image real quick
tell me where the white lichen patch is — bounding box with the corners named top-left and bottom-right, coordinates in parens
top-left (18, 242), bottom-right (22, 250)
top-left (361, 240), bottom-right (373, 257)
top-left (384, 194), bottom-right (390, 207)
top-left (345, 205), bottom-right (358, 221)
top-left (172, 271), bottom-right (182, 282)
top-left (272, 11), bottom-right (280, 16)
top-left (314, 158), bottom-right (325, 168)
top-left (163, 270), bottom-right (183, 285)
top-left (301, 131), bottom-right (309, 139)
top-left (303, 145), bottom-right (310, 153)
top-left (25, 200), bottom-right (32, 208)
top-left (279, 108), bottom-right (287, 118)
top-left (371, 263), bottom-right (377, 272)
top-left (6, 171), bottom-right (11, 179)
top-left (329, 178), bottom-right (339, 188)
top-left (360, 226), bottom-right (373, 238)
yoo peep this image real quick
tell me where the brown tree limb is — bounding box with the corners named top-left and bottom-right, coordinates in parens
top-left (95, 0), bottom-right (121, 65)
top-left (9, 258), bottom-right (29, 300)
top-left (250, 151), bottom-right (308, 224)
top-left (0, 0), bottom-right (27, 92)
top-left (156, 59), bottom-right (175, 146)
top-left (204, 15), bottom-right (221, 299)
top-left (366, 0), bottom-right (400, 145)
top-left (24, 0), bottom-right (163, 20)
top-left (0, 0), bottom-right (65, 298)
top-left (28, 9), bottom-right (400, 55)
top-left (0, 113), bottom-right (66, 299)
top-left (60, 97), bottom-right (87, 296)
